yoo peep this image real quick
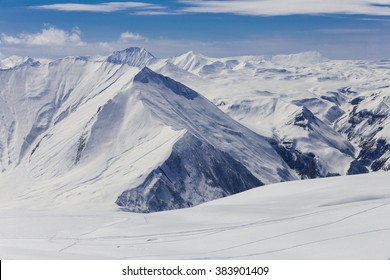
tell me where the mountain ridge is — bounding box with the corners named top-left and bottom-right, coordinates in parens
top-left (0, 47), bottom-right (389, 213)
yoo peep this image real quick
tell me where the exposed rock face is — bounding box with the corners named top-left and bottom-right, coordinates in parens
top-left (116, 133), bottom-right (262, 213)
top-left (269, 139), bottom-right (338, 179)
top-left (348, 138), bottom-right (390, 174)
top-left (337, 93), bottom-right (390, 173)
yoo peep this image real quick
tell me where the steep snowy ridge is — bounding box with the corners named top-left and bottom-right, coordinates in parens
top-left (113, 67), bottom-right (296, 212)
top-left (0, 56), bottom-right (295, 212)
top-left (133, 67), bottom-right (295, 182)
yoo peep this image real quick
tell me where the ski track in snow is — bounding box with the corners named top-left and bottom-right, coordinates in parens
top-left (1, 172), bottom-right (389, 259)
top-left (204, 202), bottom-right (390, 255)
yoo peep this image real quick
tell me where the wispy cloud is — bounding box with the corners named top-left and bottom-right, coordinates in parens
top-left (32, 1), bottom-right (164, 13)
top-left (119, 32), bottom-right (147, 42)
top-left (1, 27), bottom-right (85, 46)
top-left (179, 0), bottom-right (390, 16)
top-left (29, 1), bottom-right (390, 16)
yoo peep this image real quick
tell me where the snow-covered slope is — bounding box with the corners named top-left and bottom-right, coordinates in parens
top-left (164, 51), bottom-right (212, 74)
top-left (114, 68), bottom-right (295, 212)
top-left (0, 171), bottom-right (389, 259)
top-left (0, 53), bottom-right (295, 213)
top-left (335, 87), bottom-right (390, 173)
top-left (1, 47), bottom-right (389, 214)
top-left (153, 52), bottom-right (390, 177)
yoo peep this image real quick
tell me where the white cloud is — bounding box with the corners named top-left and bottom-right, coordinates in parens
top-left (98, 42), bottom-right (115, 52)
top-left (30, 0), bottom-right (390, 16)
top-left (179, 0), bottom-right (390, 16)
top-left (32, 2), bottom-right (164, 13)
top-left (119, 32), bottom-right (147, 42)
top-left (1, 27), bottom-right (85, 46)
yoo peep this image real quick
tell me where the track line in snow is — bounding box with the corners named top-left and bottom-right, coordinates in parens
top-left (220, 227), bottom-right (390, 259)
top-left (205, 202), bottom-right (390, 255)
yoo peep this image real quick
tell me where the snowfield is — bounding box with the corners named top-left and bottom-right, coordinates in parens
top-left (0, 172), bottom-right (389, 259)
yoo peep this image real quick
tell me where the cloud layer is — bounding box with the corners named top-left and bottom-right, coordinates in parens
top-left (31, 1), bottom-right (390, 16)
top-left (1, 27), bottom-right (84, 46)
top-left (33, 1), bottom-right (164, 13)
top-left (180, 0), bottom-right (390, 16)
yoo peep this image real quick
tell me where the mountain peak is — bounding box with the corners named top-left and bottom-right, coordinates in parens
top-left (167, 51), bottom-right (211, 73)
top-left (134, 67), bottom-right (199, 100)
top-left (183, 50), bottom-right (206, 57)
top-left (106, 47), bottom-right (155, 67)
top-left (0, 56), bottom-right (40, 69)
top-left (288, 106), bottom-right (317, 130)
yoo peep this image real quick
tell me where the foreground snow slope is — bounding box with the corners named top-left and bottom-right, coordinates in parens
top-left (1, 171), bottom-right (389, 259)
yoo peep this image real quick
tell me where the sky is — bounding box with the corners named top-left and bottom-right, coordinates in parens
top-left (1, 0), bottom-right (390, 59)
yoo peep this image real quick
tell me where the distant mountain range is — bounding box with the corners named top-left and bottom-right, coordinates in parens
top-left (0, 47), bottom-right (389, 212)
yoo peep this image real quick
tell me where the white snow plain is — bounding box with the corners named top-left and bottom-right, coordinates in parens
top-left (0, 171), bottom-right (389, 259)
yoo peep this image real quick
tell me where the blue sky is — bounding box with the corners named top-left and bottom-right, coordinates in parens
top-left (1, 0), bottom-right (390, 59)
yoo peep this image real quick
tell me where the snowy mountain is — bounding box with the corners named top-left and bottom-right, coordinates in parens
top-left (106, 47), bottom-right (155, 67)
top-left (164, 51), bottom-right (211, 74)
top-left (0, 55), bottom-right (40, 69)
top-left (0, 53), bottom-right (295, 213)
top-left (0, 47), bottom-right (389, 215)
top-left (154, 51), bottom-right (390, 177)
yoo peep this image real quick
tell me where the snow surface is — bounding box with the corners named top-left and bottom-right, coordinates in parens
top-left (0, 172), bottom-right (389, 259)
top-left (1, 48), bottom-right (389, 258)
